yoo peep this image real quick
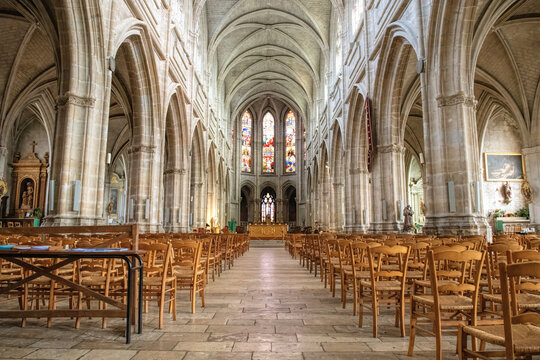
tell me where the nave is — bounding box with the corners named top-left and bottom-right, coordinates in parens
top-left (0, 245), bottom-right (455, 360)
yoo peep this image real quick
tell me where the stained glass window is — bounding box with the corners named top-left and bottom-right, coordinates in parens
top-left (261, 193), bottom-right (275, 222)
top-left (262, 112), bottom-right (275, 173)
top-left (241, 111), bottom-right (252, 172)
top-left (285, 110), bottom-right (296, 173)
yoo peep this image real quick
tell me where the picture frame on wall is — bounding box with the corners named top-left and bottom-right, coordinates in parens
top-left (484, 152), bottom-right (525, 181)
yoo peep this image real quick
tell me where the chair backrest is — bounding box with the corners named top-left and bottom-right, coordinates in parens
top-left (139, 242), bottom-right (174, 278)
top-left (486, 242), bottom-right (523, 288)
top-left (498, 261), bottom-right (540, 358)
top-left (171, 240), bottom-right (202, 276)
top-left (427, 249), bottom-right (486, 297)
top-left (367, 245), bottom-right (411, 285)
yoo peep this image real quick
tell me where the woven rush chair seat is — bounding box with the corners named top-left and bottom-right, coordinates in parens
top-left (462, 323), bottom-right (540, 352)
top-left (412, 294), bottom-right (474, 311)
top-left (174, 266), bottom-right (205, 277)
top-left (143, 275), bottom-right (177, 286)
top-left (482, 292), bottom-right (540, 309)
top-left (360, 279), bottom-right (402, 291)
top-left (414, 279), bottom-right (458, 288)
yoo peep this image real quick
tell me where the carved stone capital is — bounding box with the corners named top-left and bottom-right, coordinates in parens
top-left (57, 93), bottom-right (96, 108)
top-left (164, 168), bottom-right (187, 175)
top-left (436, 92), bottom-right (476, 108)
top-left (377, 144), bottom-right (405, 154)
top-left (128, 145), bottom-right (156, 155)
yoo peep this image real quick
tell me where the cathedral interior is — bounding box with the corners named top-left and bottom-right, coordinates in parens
top-left (0, 0), bottom-right (539, 359)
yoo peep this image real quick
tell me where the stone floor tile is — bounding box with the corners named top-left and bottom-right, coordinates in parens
top-left (232, 342), bottom-right (271, 352)
top-left (24, 348), bottom-right (89, 360)
top-left (321, 342), bottom-right (371, 352)
top-left (78, 349), bottom-right (137, 360)
top-left (271, 342), bottom-right (324, 352)
top-left (173, 341), bottom-right (234, 352)
top-left (131, 350), bottom-right (186, 360)
top-left (0, 347), bottom-right (37, 359)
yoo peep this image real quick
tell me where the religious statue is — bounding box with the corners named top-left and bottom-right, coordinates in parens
top-left (502, 181), bottom-right (512, 204)
top-left (0, 178), bottom-right (7, 200)
top-left (521, 181), bottom-right (534, 204)
top-left (265, 214), bottom-right (272, 224)
top-left (403, 205), bottom-right (414, 232)
top-left (106, 200), bottom-right (114, 215)
top-left (20, 182), bottom-right (34, 210)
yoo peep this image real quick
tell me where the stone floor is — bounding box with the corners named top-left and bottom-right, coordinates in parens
top-left (0, 246), bottom-right (461, 359)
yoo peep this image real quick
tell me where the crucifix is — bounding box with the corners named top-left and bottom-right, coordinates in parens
top-left (31, 141), bottom-right (37, 154)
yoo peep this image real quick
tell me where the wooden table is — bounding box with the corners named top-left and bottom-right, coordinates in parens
top-left (0, 248), bottom-right (143, 344)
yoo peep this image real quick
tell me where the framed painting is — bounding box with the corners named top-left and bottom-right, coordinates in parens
top-left (484, 152), bottom-right (525, 181)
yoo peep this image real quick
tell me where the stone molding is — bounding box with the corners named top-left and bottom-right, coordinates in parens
top-left (57, 93), bottom-right (96, 108)
top-left (128, 145), bottom-right (156, 154)
top-left (164, 168), bottom-right (187, 175)
top-left (436, 92), bottom-right (476, 108)
top-left (377, 144), bottom-right (405, 154)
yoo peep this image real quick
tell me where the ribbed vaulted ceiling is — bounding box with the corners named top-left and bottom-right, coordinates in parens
top-left (203, 0), bottom-right (333, 118)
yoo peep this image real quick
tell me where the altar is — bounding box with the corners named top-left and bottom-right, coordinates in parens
top-left (248, 224), bottom-right (287, 240)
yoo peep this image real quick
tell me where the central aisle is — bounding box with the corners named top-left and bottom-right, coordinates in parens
top-left (168, 247), bottom-right (453, 360)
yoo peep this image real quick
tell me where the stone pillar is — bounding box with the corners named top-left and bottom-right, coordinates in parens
top-left (523, 146), bottom-right (540, 231)
top-left (0, 146), bottom-right (8, 179)
top-left (370, 144), bottom-right (405, 232)
top-left (331, 182), bottom-right (344, 231)
top-left (252, 200), bottom-right (259, 223)
top-left (276, 198), bottom-right (283, 223)
top-left (164, 168), bottom-right (188, 232)
top-left (192, 182), bottom-right (205, 228)
top-left (422, 93), bottom-right (488, 235)
top-left (47, 93), bottom-right (104, 226)
top-left (127, 145), bottom-right (158, 231)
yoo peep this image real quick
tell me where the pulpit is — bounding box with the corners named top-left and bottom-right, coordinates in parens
top-left (10, 150), bottom-right (48, 218)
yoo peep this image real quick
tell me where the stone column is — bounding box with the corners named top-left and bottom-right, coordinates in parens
top-left (331, 182), bottom-right (344, 231)
top-left (523, 146), bottom-right (540, 231)
top-left (276, 198), bottom-right (284, 223)
top-left (422, 93), bottom-right (488, 235)
top-left (252, 200), bottom-right (259, 223)
top-left (127, 145), bottom-right (158, 231)
top-left (370, 144), bottom-right (405, 232)
top-left (0, 146), bottom-right (8, 179)
top-left (47, 93), bottom-right (103, 226)
top-left (164, 168), bottom-right (188, 232)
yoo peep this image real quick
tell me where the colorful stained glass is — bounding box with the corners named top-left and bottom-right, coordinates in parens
top-left (241, 111), bottom-right (252, 172)
top-left (285, 110), bottom-right (296, 173)
top-left (261, 193), bottom-right (275, 222)
top-left (262, 112), bottom-right (275, 173)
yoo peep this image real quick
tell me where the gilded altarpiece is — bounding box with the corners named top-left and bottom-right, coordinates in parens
top-left (10, 152), bottom-right (48, 218)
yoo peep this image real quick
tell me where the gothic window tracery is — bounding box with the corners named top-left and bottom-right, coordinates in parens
top-left (261, 192), bottom-right (275, 222)
top-left (285, 110), bottom-right (296, 173)
top-left (241, 111), bottom-right (252, 172)
top-left (262, 112), bottom-right (275, 173)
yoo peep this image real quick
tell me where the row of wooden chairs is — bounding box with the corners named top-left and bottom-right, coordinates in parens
top-left (289, 233), bottom-right (540, 360)
top-left (0, 233), bottom-right (250, 330)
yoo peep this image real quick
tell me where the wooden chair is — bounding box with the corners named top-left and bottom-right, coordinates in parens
top-left (480, 242), bottom-right (523, 316)
top-left (172, 240), bottom-right (204, 313)
top-left (346, 241), bottom-right (379, 317)
top-left (458, 261), bottom-right (540, 359)
top-left (408, 249), bottom-right (486, 360)
top-left (139, 242), bottom-right (176, 329)
top-left (359, 244), bottom-right (411, 337)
